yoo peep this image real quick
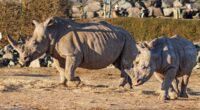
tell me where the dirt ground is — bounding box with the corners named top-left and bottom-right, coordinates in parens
top-left (0, 67), bottom-right (199, 110)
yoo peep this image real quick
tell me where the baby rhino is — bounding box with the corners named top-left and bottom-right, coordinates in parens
top-left (134, 35), bottom-right (197, 100)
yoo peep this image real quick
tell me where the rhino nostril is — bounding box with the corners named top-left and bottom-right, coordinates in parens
top-left (137, 79), bottom-right (141, 83)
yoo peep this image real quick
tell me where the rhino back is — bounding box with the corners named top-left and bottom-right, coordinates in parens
top-left (170, 36), bottom-right (197, 73)
top-left (151, 36), bottom-right (197, 74)
top-left (56, 22), bottom-right (136, 69)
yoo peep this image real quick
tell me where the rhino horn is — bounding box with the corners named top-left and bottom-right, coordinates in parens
top-left (32, 20), bottom-right (40, 27)
top-left (136, 44), bottom-right (144, 52)
top-left (7, 34), bottom-right (19, 48)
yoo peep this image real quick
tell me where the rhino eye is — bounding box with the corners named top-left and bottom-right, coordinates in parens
top-left (142, 65), bottom-right (147, 69)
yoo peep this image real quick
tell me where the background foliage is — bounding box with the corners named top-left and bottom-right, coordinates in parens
top-left (0, 1), bottom-right (199, 48)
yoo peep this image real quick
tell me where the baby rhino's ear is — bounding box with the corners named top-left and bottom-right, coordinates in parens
top-left (44, 17), bottom-right (57, 27)
top-left (143, 42), bottom-right (152, 50)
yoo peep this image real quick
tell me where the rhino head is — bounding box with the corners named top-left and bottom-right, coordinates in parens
top-left (134, 42), bottom-right (158, 86)
top-left (6, 18), bottom-right (55, 66)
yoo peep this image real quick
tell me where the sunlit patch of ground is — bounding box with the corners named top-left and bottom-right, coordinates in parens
top-left (0, 67), bottom-right (199, 110)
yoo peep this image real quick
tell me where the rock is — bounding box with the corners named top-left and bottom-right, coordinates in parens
top-left (8, 60), bottom-right (15, 67)
top-left (117, 0), bottom-right (132, 9)
top-left (86, 12), bottom-right (95, 18)
top-left (193, 2), bottom-right (200, 11)
top-left (112, 11), bottom-right (120, 18)
top-left (143, 0), bottom-right (154, 8)
top-left (193, 13), bottom-right (200, 19)
top-left (173, 8), bottom-right (181, 19)
top-left (173, 0), bottom-right (183, 8)
top-left (135, 1), bottom-right (143, 9)
top-left (96, 10), bottom-right (104, 18)
top-left (162, 0), bottom-right (173, 8)
top-left (163, 8), bottom-right (173, 16)
top-left (0, 49), bottom-right (4, 58)
top-left (83, 1), bottom-right (101, 13)
top-left (29, 59), bottom-right (41, 68)
top-left (154, 0), bottom-right (162, 7)
top-left (71, 13), bottom-right (83, 18)
top-left (2, 53), bottom-right (13, 60)
top-left (127, 7), bottom-right (141, 17)
top-left (148, 7), bottom-right (163, 17)
top-left (71, 6), bottom-right (82, 14)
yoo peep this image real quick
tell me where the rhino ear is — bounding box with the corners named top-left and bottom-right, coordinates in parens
top-left (143, 42), bottom-right (152, 50)
top-left (32, 20), bottom-right (39, 27)
top-left (44, 17), bottom-right (57, 27)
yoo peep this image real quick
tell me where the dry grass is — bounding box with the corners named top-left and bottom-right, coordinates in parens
top-left (0, 1), bottom-right (199, 48)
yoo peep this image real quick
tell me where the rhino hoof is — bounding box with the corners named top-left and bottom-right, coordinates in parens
top-left (169, 92), bottom-right (178, 100)
top-left (58, 82), bottom-right (67, 88)
top-left (67, 77), bottom-right (81, 87)
top-left (119, 78), bottom-right (128, 87)
top-left (180, 93), bottom-right (189, 98)
top-left (67, 80), bottom-right (81, 87)
top-left (158, 95), bottom-right (170, 101)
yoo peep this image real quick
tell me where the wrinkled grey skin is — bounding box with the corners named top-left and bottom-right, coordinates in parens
top-left (134, 36), bottom-right (197, 100)
top-left (7, 17), bottom-right (138, 88)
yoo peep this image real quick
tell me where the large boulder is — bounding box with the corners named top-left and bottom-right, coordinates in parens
top-left (154, 0), bottom-right (162, 7)
top-left (117, 0), bottom-right (132, 9)
top-left (173, 0), bottom-right (183, 8)
top-left (86, 11), bottom-right (95, 18)
top-left (71, 5), bottom-right (82, 14)
top-left (143, 0), bottom-right (155, 8)
top-left (71, 13), bottom-right (83, 18)
top-left (127, 7), bottom-right (141, 17)
top-left (148, 7), bottom-right (163, 17)
top-left (163, 8), bottom-right (174, 16)
top-left (162, 0), bottom-right (173, 8)
top-left (83, 1), bottom-right (101, 13)
top-left (193, 2), bottom-right (200, 11)
top-left (71, 3), bottom-right (84, 18)
top-left (29, 59), bottom-right (41, 68)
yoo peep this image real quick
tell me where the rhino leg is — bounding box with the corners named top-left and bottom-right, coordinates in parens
top-left (154, 72), bottom-right (179, 100)
top-left (160, 68), bottom-right (177, 100)
top-left (113, 59), bottom-right (133, 89)
top-left (180, 74), bottom-right (190, 98)
top-left (119, 69), bottom-right (133, 89)
top-left (65, 56), bottom-right (81, 87)
top-left (53, 59), bottom-right (67, 86)
top-left (169, 78), bottom-right (179, 100)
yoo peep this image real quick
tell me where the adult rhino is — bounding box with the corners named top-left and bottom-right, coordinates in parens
top-left (134, 35), bottom-right (197, 100)
top-left (7, 17), bottom-right (138, 88)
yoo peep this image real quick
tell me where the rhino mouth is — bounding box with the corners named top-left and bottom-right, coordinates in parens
top-left (19, 59), bottom-right (31, 67)
top-left (134, 79), bottom-right (144, 86)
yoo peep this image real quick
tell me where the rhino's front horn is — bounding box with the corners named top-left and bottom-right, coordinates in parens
top-left (7, 34), bottom-right (19, 48)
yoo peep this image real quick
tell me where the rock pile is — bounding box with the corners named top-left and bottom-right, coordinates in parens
top-left (0, 38), bottom-right (53, 68)
top-left (70, 0), bottom-right (200, 19)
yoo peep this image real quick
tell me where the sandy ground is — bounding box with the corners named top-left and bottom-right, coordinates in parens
top-left (0, 67), bottom-right (200, 110)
